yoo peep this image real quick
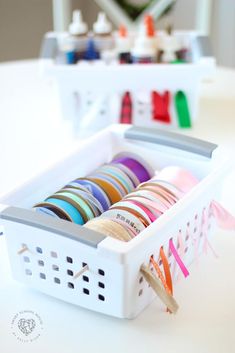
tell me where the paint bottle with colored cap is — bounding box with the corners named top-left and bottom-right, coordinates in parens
top-left (116, 25), bottom-right (132, 64)
top-left (83, 38), bottom-right (100, 61)
top-left (93, 12), bottom-right (114, 52)
top-left (132, 15), bottom-right (157, 64)
top-left (68, 10), bottom-right (88, 60)
top-left (58, 34), bottom-right (77, 64)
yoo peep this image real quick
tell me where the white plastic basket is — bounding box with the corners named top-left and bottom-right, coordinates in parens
top-left (40, 31), bottom-right (215, 134)
top-left (0, 125), bottom-right (228, 318)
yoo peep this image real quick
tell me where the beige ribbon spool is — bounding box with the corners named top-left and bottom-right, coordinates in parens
top-left (84, 218), bottom-right (132, 242)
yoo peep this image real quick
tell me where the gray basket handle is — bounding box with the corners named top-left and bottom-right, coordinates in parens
top-left (124, 126), bottom-right (217, 158)
top-left (0, 206), bottom-right (106, 248)
top-left (195, 35), bottom-right (213, 58)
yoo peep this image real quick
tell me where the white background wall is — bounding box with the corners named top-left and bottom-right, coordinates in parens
top-left (210, 0), bottom-right (235, 68)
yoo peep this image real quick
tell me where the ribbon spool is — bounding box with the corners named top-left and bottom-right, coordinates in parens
top-left (84, 166), bottom-right (198, 240)
top-left (112, 152), bottom-right (154, 183)
top-left (84, 166), bottom-right (199, 314)
top-left (33, 153), bottom-right (152, 225)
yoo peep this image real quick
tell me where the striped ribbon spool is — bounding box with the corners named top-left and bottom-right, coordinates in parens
top-left (33, 153), bottom-right (152, 225)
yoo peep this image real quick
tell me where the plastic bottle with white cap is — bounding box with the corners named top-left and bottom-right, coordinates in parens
top-left (131, 14), bottom-right (157, 64)
top-left (116, 25), bottom-right (132, 64)
top-left (58, 10), bottom-right (88, 64)
top-left (93, 12), bottom-right (114, 53)
top-left (68, 10), bottom-right (88, 59)
top-left (57, 33), bottom-right (77, 64)
top-left (158, 25), bottom-right (181, 63)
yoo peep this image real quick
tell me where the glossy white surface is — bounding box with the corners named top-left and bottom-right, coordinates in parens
top-left (0, 61), bottom-right (234, 353)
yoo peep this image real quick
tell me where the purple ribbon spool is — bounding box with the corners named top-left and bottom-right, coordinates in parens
top-left (112, 157), bottom-right (151, 183)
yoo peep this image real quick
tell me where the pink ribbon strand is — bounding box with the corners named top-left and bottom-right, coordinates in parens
top-left (169, 238), bottom-right (189, 278)
top-left (211, 201), bottom-right (235, 230)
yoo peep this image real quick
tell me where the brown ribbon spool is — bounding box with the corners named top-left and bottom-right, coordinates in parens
top-left (88, 177), bottom-right (122, 204)
top-left (138, 182), bottom-right (178, 201)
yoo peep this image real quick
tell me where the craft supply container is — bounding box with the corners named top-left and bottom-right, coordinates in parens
top-left (0, 125), bottom-right (229, 318)
top-left (40, 31), bottom-right (215, 135)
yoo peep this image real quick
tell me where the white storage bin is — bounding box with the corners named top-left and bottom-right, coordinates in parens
top-left (0, 125), bottom-right (228, 318)
top-left (40, 31), bottom-right (215, 135)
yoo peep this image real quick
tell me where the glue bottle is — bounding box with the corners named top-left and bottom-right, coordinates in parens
top-left (158, 25), bottom-right (180, 63)
top-left (132, 14), bottom-right (157, 64)
top-left (68, 10), bottom-right (88, 60)
top-left (93, 12), bottom-right (114, 53)
top-left (116, 25), bottom-right (132, 64)
top-left (58, 34), bottom-right (77, 64)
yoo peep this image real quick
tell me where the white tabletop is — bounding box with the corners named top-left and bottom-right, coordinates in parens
top-left (0, 61), bottom-right (235, 353)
